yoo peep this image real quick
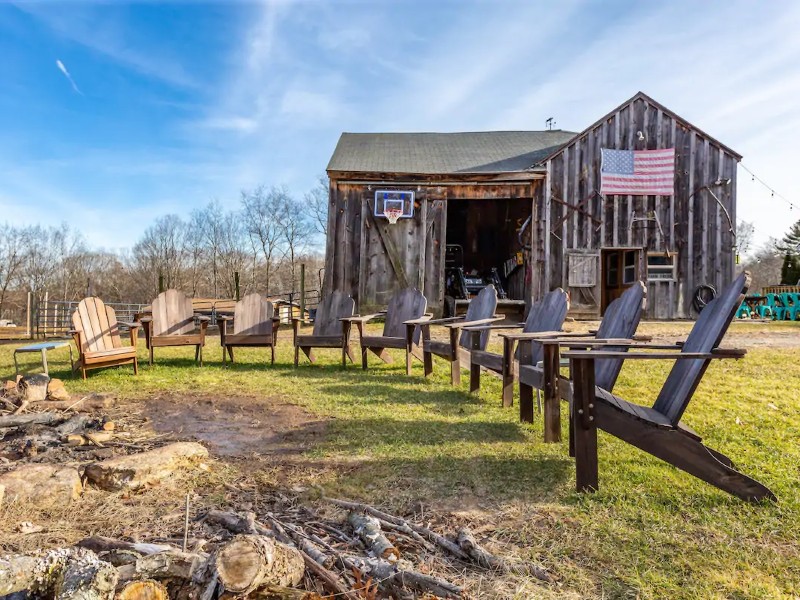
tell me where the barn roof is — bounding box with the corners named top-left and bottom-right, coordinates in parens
top-left (327, 130), bottom-right (577, 175)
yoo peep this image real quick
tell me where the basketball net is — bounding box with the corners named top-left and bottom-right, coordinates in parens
top-left (384, 208), bottom-right (402, 224)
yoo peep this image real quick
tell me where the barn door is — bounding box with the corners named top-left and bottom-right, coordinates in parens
top-left (358, 189), bottom-right (426, 312)
top-left (422, 190), bottom-right (447, 315)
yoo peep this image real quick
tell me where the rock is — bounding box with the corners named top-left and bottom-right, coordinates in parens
top-left (47, 378), bottom-right (71, 401)
top-left (3, 380), bottom-right (18, 394)
top-left (84, 442), bottom-right (209, 491)
top-left (0, 465), bottom-right (82, 506)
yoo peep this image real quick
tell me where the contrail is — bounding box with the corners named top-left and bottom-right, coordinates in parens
top-left (56, 59), bottom-right (82, 95)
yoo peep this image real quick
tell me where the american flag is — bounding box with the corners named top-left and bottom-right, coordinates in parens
top-left (600, 148), bottom-right (675, 195)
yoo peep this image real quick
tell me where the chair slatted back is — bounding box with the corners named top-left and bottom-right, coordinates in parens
top-left (313, 291), bottom-right (356, 337)
top-left (520, 288), bottom-right (570, 365)
top-left (151, 289), bottom-right (195, 337)
top-left (594, 281), bottom-right (647, 390)
top-left (72, 297), bottom-right (122, 354)
top-left (458, 285), bottom-right (499, 349)
top-left (233, 294), bottom-right (275, 336)
top-left (653, 271), bottom-right (750, 425)
top-left (384, 288), bottom-right (427, 342)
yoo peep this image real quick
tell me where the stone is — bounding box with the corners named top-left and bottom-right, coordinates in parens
top-left (47, 378), bottom-right (71, 401)
top-left (84, 442), bottom-right (209, 491)
top-left (0, 465), bottom-right (82, 506)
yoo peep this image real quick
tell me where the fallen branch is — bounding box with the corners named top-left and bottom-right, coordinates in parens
top-left (347, 513), bottom-right (399, 562)
top-left (345, 555), bottom-right (464, 599)
top-left (457, 527), bottom-right (551, 582)
top-left (0, 413), bottom-right (65, 429)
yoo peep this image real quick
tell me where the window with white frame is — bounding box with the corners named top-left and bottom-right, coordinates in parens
top-left (647, 253), bottom-right (677, 281)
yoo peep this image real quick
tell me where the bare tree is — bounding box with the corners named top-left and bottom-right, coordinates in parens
top-left (736, 220), bottom-right (755, 256)
top-left (305, 175), bottom-right (329, 238)
top-left (0, 224), bottom-right (29, 318)
top-left (276, 192), bottom-right (313, 295)
top-left (241, 186), bottom-right (285, 294)
top-left (131, 214), bottom-right (188, 297)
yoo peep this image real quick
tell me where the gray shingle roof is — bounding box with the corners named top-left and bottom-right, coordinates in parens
top-left (327, 130), bottom-right (577, 174)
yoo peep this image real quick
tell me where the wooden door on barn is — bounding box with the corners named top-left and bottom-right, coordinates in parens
top-left (358, 188), bottom-right (447, 313)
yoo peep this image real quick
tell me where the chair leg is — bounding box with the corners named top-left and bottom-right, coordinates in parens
top-left (451, 351), bottom-right (461, 386)
top-left (222, 346), bottom-right (227, 363)
top-left (423, 350), bottom-right (433, 377)
top-left (519, 383), bottom-right (534, 424)
top-left (294, 344), bottom-right (299, 367)
top-left (501, 365), bottom-right (513, 408)
top-left (198, 345), bottom-right (204, 366)
top-left (469, 360), bottom-right (480, 393)
top-left (228, 347), bottom-right (234, 362)
top-left (133, 357), bottom-right (139, 376)
top-left (270, 344), bottom-right (275, 365)
top-left (81, 367), bottom-right (87, 380)
top-left (568, 402), bottom-right (576, 457)
top-left (361, 345), bottom-right (369, 370)
top-left (149, 346), bottom-right (154, 366)
top-left (195, 345), bottom-right (200, 362)
top-left (405, 345), bottom-right (413, 376)
top-left (572, 357), bottom-right (599, 493)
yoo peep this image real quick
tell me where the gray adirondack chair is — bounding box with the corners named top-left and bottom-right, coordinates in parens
top-left (141, 289), bottom-right (209, 366)
top-left (564, 271), bottom-right (775, 502)
top-left (466, 288), bottom-right (569, 406)
top-left (293, 291), bottom-right (356, 367)
top-left (405, 284), bottom-right (502, 385)
top-left (501, 281), bottom-right (646, 441)
top-left (218, 293), bottom-right (280, 364)
top-left (343, 288), bottom-right (428, 373)
top-left (71, 297), bottom-right (140, 379)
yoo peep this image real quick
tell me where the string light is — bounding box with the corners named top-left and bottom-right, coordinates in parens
top-left (739, 163), bottom-right (798, 211)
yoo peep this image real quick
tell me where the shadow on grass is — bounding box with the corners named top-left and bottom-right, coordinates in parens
top-left (323, 454), bottom-right (572, 503)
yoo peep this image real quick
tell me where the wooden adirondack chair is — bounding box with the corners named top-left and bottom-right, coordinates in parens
top-left (293, 291), bottom-right (356, 367)
top-left (563, 271), bottom-right (775, 502)
top-left (218, 293), bottom-right (280, 364)
top-left (343, 288), bottom-right (428, 373)
top-left (71, 297), bottom-right (140, 379)
top-left (467, 288), bottom-right (569, 406)
top-left (501, 281), bottom-right (646, 441)
top-left (140, 289), bottom-right (210, 366)
top-left (405, 284), bottom-right (502, 385)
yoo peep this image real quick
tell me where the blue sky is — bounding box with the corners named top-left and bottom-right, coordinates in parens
top-left (1, 0), bottom-right (798, 251)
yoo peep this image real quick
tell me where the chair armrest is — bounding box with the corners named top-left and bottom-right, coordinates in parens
top-left (139, 316), bottom-right (152, 323)
top-left (463, 323), bottom-right (525, 332)
top-left (217, 315), bottom-right (232, 321)
top-left (195, 315), bottom-right (211, 322)
top-left (343, 312), bottom-right (386, 324)
top-left (545, 340), bottom-right (684, 350)
top-left (562, 348), bottom-right (746, 360)
top-left (117, 321), bottom-right (141, 329)
top-left (445, 315), bottom-right (504, 329)
top-left (498, 330), bottom-right (565, 341)
top-left (339, 314), bottom-right (361, 322)
top-left (405, 315), bottom-right (462, 326)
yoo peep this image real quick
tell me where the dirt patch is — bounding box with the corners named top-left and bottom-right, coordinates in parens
top-left (144, 394), bottom-right (329, 459)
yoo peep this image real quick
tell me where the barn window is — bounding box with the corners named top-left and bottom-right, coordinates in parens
top-left (647, 253), bottom-right (677, 281)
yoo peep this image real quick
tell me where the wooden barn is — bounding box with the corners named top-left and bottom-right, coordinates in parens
top-left (323, 92), bottom-right (740, 319)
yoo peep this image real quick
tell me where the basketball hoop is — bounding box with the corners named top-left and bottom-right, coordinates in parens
top-left (384, 208), bottom-right (402, 224)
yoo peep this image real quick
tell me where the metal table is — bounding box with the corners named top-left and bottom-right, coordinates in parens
top-left (14, 341), bottom-right (74, 377)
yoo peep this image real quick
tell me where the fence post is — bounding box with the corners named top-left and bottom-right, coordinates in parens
top-left (300, 263), bottom-right (306, 320)
top-left (26, 291), bottom-right (32, 339)
top-left (234, 271), bottom-right (240, 301)
top-left (43, 291), bottom-right (49, 340)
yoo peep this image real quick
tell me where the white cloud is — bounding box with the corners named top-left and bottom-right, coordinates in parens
top-left (55, 59), bottom-right (82, 94)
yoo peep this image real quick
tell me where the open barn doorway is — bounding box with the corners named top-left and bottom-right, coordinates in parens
top-left (444, 198), bottom-right (531, 316)
top-left (600, 247), bottom-right (642, 313)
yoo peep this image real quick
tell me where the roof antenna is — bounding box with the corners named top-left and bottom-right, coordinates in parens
top-left (545, 117), bottom-right (555, 131)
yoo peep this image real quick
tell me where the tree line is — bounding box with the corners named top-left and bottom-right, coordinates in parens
top-left (738, 218), bottom-right (800, 290)
top-left (0, 179), bottom-right (329, 320)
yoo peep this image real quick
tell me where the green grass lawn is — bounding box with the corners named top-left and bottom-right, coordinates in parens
top-left (3, 321), bottom-right (800, 599)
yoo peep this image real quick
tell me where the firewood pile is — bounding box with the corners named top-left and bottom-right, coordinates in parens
top-left (1, 491), bottom-right (552, 600)
top-left (0, 376), bottom-right (553, 599)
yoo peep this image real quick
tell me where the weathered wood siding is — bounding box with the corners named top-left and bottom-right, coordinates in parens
top-left (324, 176), bottom-right (540, 315)
top-left (536, 96), bottom-right (739, 319)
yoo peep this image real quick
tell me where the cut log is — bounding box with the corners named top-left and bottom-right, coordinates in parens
top-left (84, 442), bottom-right (209, 491)
top-left (0, 464), bottom-right (82, 506)
top-left (18, 374), bottom-right (50, 402)
top-left (47, 379), bottom-right (71, 402)
top-left (215, 535), bottom-right (304, 594)
top-left (0, 413), bottom-right (65, 429)
top-left (347, 513), bottom-right (399, 562)
top-left (65, 432), bottom-right (114, 447)
top-left (0, 548), bottom-right (117, 600)
top-left (45, 393), bottom-right (116, 412)
top-left (56, 414), bottom-right (92, 436)
top-left (116, 551), bottom-right (205, 583)
top-left (77, 537), bottom-right (177, 557)
top-left (115, 579), bottom-right (169, 600)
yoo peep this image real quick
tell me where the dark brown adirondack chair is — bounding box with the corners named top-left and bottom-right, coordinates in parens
top-left (218, 293), bottom-right (280, 364)
top-left (501, 281), bottom-right (646, 441)
top-left (564, 271), bottom-right (775, 502)
top-left (343, 288), bottom-right (428, 373)
top-left (467, 288), bottom-right (569, 406)
top-left (405, 284), bottom-right (502, 385)
top-left (71, 297), bottom-right (140, 379)
top-left (141, 289), bottom-right (210, 365)
top-left (293, 291), bottom-right (356, 367)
